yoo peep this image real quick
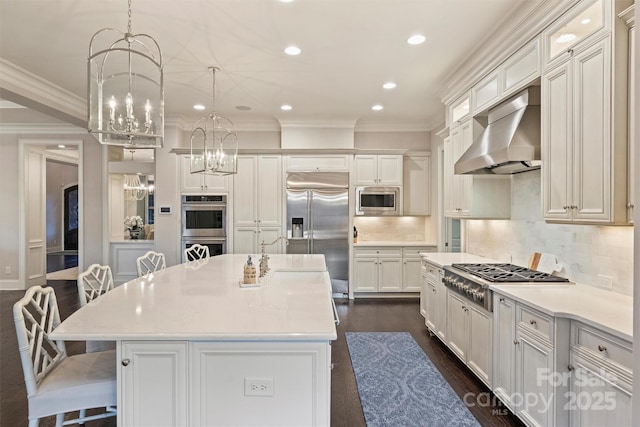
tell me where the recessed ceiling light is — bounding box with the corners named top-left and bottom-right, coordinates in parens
top-left (556, 33), bottom-right (577, 43)
top-left (407, 34), bottom-right (426, 45)
top-left (383, 82), bottom-right (397, 89)
top-left (58, 144), bottom-right (66, 148)
top-left (372, 104), bottom-right (383, 111)
top-left (279, 0), bottom-right (295, 3)
top-left (281, 104), bottom-right (293, 111)
top-left (284, 46), bottom-right (301, 56)
top-left (193, 104), bottom-right (206, 110)
top-left (235, 105), bottom-right (252, 111)
top-left (580, 18), bottom-right (592, 24)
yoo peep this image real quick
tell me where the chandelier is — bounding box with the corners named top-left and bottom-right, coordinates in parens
top-left (190, 67), bottom-right (238, 175)
top-left (88, 0), bottom-right (164, 148)
top-left (123, 174), bottom-right (147, 201)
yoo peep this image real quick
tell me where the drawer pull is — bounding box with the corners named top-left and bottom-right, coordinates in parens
top-left (499, 298), bottom-right (505, 302)
top-left (568, 364), bottom-right (575, 372)
top-left (122, 359), bottom-right (131, 367)
top-left (598, 345), bottom-right (607, 352)
top-left (513, 340), bottom-right (519, 345)
top-left (529, 320), bottom-right (537, 326)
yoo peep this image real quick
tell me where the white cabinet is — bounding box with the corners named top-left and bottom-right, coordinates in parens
top-left (233, 155), bottom-right (283, 253)
top-left (448, 93), bottom-right (471, 125)
top-left (569, 321), bottom-right (632, 427)
top-left (403, 155), bottom-right (431, 216)
top-left (285, 154), bottom-right (350, 172)
top-left (119, 341), bottom-right (189, 427)
top-left (492, 294), bottom-right (517, 411)
top-left (354, 154), bottom-right (403, 186)
top-left (446, 291), bottom-right (492, 387)
top-left (443, 120), bottom-right (510, 219)
top-left (353, 247), bottom-right (402, 292)
top-left (180, 155), bottom-right (230, 194)
top-left (542, 6), bottom-right (630, 224)
top-left (621, 6), bottom-right (635, 223)
top-left (422, 260), bottom-right (446, 342)
top-left (402, 247), bottom-right (435, 292)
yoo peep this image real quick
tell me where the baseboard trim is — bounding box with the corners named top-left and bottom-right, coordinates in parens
top-left (0, 279), bottom-right (23, 290)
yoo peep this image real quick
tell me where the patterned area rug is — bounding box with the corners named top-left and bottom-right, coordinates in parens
top-left (346, 332), bottom-right (480, 427)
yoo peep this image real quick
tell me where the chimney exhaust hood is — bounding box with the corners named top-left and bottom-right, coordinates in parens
top-left (454, 87), bottom-right (541, 175)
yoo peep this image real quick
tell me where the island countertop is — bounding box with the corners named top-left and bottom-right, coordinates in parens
top-left (419, 252), bottom-right (498, 268)
top-left (51, 254), bottom-right (337, 342)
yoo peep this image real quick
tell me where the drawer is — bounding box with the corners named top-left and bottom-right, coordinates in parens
top-left (422, 261), bottom-right (440, 283)
top-left (402, 247), bottom-right (436, 258)
top-left (517, 304), bottom-right (553, 341)
top-left (572, 322), bottom-right (632, 370)
top-left (354, 248), bottom-right (402, 257)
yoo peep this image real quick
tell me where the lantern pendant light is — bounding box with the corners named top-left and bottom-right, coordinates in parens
top-left (190, 67), bottom-right (238, 175)
top-left (88, 0), bottom-right (164, 148)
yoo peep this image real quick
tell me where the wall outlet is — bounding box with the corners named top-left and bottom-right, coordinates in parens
top-left (4, 266), bottom-right (10, 275)
top-left (596, 274), bottom-right (613, 290)
top-left (244, 377), bottom-right (274, 397)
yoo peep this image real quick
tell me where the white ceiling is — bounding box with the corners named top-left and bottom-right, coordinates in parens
top-left (0, 0), bottom-right (539, 130)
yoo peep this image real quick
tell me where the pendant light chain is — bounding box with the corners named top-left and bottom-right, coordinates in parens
top-left (127, 0), bottom-right (133, 35)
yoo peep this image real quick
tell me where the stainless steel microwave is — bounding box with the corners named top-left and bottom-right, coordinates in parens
top-left (355, 186), bottom-right (401, 216)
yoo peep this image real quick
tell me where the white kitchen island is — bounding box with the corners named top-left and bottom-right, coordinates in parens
top-left (50, 254), bottom-right (337, 427)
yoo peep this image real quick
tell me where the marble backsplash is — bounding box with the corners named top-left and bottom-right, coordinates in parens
top-left (465, 170), bottom-right (633, 296)
top-left (354, 216), bottom-right (434, 242)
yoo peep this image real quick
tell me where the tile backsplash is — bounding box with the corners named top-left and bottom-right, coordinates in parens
top-left (354, 216), bottom-right (434, 242)
top-left (465, 170), bottom-right (633, 296)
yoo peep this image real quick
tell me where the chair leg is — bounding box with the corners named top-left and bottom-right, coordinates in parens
top-left (79, 408), bottom-right (87, 426)
top-left (55, 413), bottom-right (64, 427)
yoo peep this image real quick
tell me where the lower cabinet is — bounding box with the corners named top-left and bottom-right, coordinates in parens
top-left (234, 227), bottom-right (283, 255)
top-left (119, 340), bottom-right (331, 426)
top-left (493, 295), bottom-right (517, 411)
top-left (446, 291), bottom-right (492, 387)
top-left (423, 260), bottom-right (446, 342)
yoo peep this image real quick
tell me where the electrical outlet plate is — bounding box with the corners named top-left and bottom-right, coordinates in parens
top-left (596, 274), bottom-right (613, 289)
top-left (244, 377), bottom-right (274, 397)
top-left (4, 266), bottom-right (10, 275)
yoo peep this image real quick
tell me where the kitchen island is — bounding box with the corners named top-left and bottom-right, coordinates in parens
top-left (51, 254), bottom-right (337, 427)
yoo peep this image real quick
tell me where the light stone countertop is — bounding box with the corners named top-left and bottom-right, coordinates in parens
top-left (491, 283), bottom-right (633, 342)
top-left (50, 254), bottom-right (337, 342)
top-left (419, 252), bottom-right (498, 267)
top-left (354, 241), bottom-right (438, 247)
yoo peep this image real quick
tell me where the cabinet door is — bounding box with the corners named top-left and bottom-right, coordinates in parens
top-left (542, 61), bottom-right (573, 220)
top-left (403, 155), bottom-right (430, 215)
top-left (353, 258), bottom-right (378, 292)
top-left (402, 258), bottom-right (422, 292)
top-left (354, 155), bottom-right (378, 185)
top-left (493, 295), bottom-right (517, 411)
top-left (443, 135), bottom-right (456, 216)
top-left (257, 155), bottom-right (282, 226)
top-left (425, 282), bottom-right (438, 333)
top-left (628, 26), bottom-right (635, 223)
top-left (203, 174), bottom-right (230, 193)
top-left (377, 155), bottom-right (403, 186)
top-left (446, 292), bottom-right (468, 362)
top-left (419, 274), bottom-right (428, 319)
top-left (434, 276), bottom-right (447, 342)
top-left (120, 341), bottom-right (188, 427)
top-left (181, 156), bottom-right (205, 193)
top-left (378, 258), bottom-right (402, 292)
top-left (572, 38), bottom-right (611, 222)
top-left (234, 227), bottom-right (258, 254)
top-left (234, 156), bottom-right (259, 227)
top-left (458, 120), bottom-right (473, 216)
top-left (258, 227), bottom-right (284, 254)
top-left (569, 354), bottom-right (632, 427)
top-left (515, 330), bottom-right (554, 427)
top-left (467, 305), bottom-right (492, 387)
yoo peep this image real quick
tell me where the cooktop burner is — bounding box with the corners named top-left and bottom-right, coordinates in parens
top-left (450, 263), bottom-right (569, 283)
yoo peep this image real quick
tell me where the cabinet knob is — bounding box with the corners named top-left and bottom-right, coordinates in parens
top-left (461, 305), bottom-right (466, 310)
top-left (121, 359), bottom-right (130, 367)
top-left (568, 364), bottom-right (575, 372)
top-left (499, 297), bottom-right (505, 302)
top-left (529, 319), bottom-right (537, 326)
top-left (432, 288), bottom-right (436, 293)
top-left (562, 205), bottom-right (568, 210)
top-left (598, 344), bottom-right (607, 352)
top-left (513, 340), bottom-right (519, 345)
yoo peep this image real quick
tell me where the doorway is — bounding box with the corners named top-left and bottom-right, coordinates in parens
top-left (63, 184), bottom-right (79, 251)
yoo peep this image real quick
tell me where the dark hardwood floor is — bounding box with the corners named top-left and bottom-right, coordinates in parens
top-left (46, 252), bottom-right (78, 273)
top-left (1, 282), bottom-right (522, 427)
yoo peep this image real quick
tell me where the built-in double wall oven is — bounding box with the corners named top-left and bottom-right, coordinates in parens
top-left (181, 195), bottom-right (226, 262)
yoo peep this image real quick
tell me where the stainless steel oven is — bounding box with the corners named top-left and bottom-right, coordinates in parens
top-left (181, 195), bottom-right (226, 237)
top-left (355, 186), bottom-right (401, 216)
top-left (182, 237), bottom-right (226, 262)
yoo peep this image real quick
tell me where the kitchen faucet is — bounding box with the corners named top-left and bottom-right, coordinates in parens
top-left (259, 236), bottom-right (289, 277)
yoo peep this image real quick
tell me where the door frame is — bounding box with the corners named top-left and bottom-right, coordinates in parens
top-left (19, 139), bottom-right (83, 288)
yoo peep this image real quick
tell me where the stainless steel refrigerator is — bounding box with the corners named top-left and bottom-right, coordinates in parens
top-left (286, 172), bottom-right (349, 296)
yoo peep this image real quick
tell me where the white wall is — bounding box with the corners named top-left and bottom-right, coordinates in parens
top-left (465, 170), bottom-right (633, 296)
top-left (354, 131), bottom-right (430, 151)
top-left (46, 159), bottom-right (77, 252)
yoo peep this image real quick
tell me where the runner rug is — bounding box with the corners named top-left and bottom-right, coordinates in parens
top-left (345, 332), bottom-right (480, 427)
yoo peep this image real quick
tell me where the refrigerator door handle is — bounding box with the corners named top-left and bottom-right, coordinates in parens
top-left (308, 190), bottom-right (313, 254)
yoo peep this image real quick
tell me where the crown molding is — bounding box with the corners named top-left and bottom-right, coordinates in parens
top-left (0, 122), bottom-right (87, 135)
top-left (618, 4), bottom-right (635, 27)
top-left (278, 119), bottom-right (357, 129)
top-left (441, 0), bottom-right (579, 105)
top-left (0, 58), bottom-right (86, 125)
top-left (354, 120), bottom-right (431, 132)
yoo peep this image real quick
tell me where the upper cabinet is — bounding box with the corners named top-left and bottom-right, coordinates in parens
top-left (285, 154), bottom-right (350, 172)
top-left (354, 154), bottom-right (403, 186)
top-left (403, 155), bottom-right (431, 216)
top-left (448, 94), bottom-right (471, 125)
top-left (620, 4), bottom-right (635, 223)
top-left (180, 156), bottom-right (231, 194)
top-left (541, 0), bottom-right (632, 224)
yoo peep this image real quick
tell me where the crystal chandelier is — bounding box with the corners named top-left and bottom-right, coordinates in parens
top-left (88, 0), bottom-right (164, 148)
top-left (190, 67), bottom-right (238, 175)
top-left (123, 174), bottom-right (147, 201)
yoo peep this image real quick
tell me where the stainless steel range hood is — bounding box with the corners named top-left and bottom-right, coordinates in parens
top-left (455, 87), bottom-right (541, 175)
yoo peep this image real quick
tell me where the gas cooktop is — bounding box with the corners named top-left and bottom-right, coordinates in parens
top-left (450, 263), bottom-right (570, 283)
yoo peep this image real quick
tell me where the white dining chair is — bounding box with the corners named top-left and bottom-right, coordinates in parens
top-left (77, 264), bottom-right (116, 353)
top-left (14, 286), bottom-right (117, 427)
top-left (184, 243), bottom-right (210, 262)
top-left (136, 250), bottom-right (166, 277)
